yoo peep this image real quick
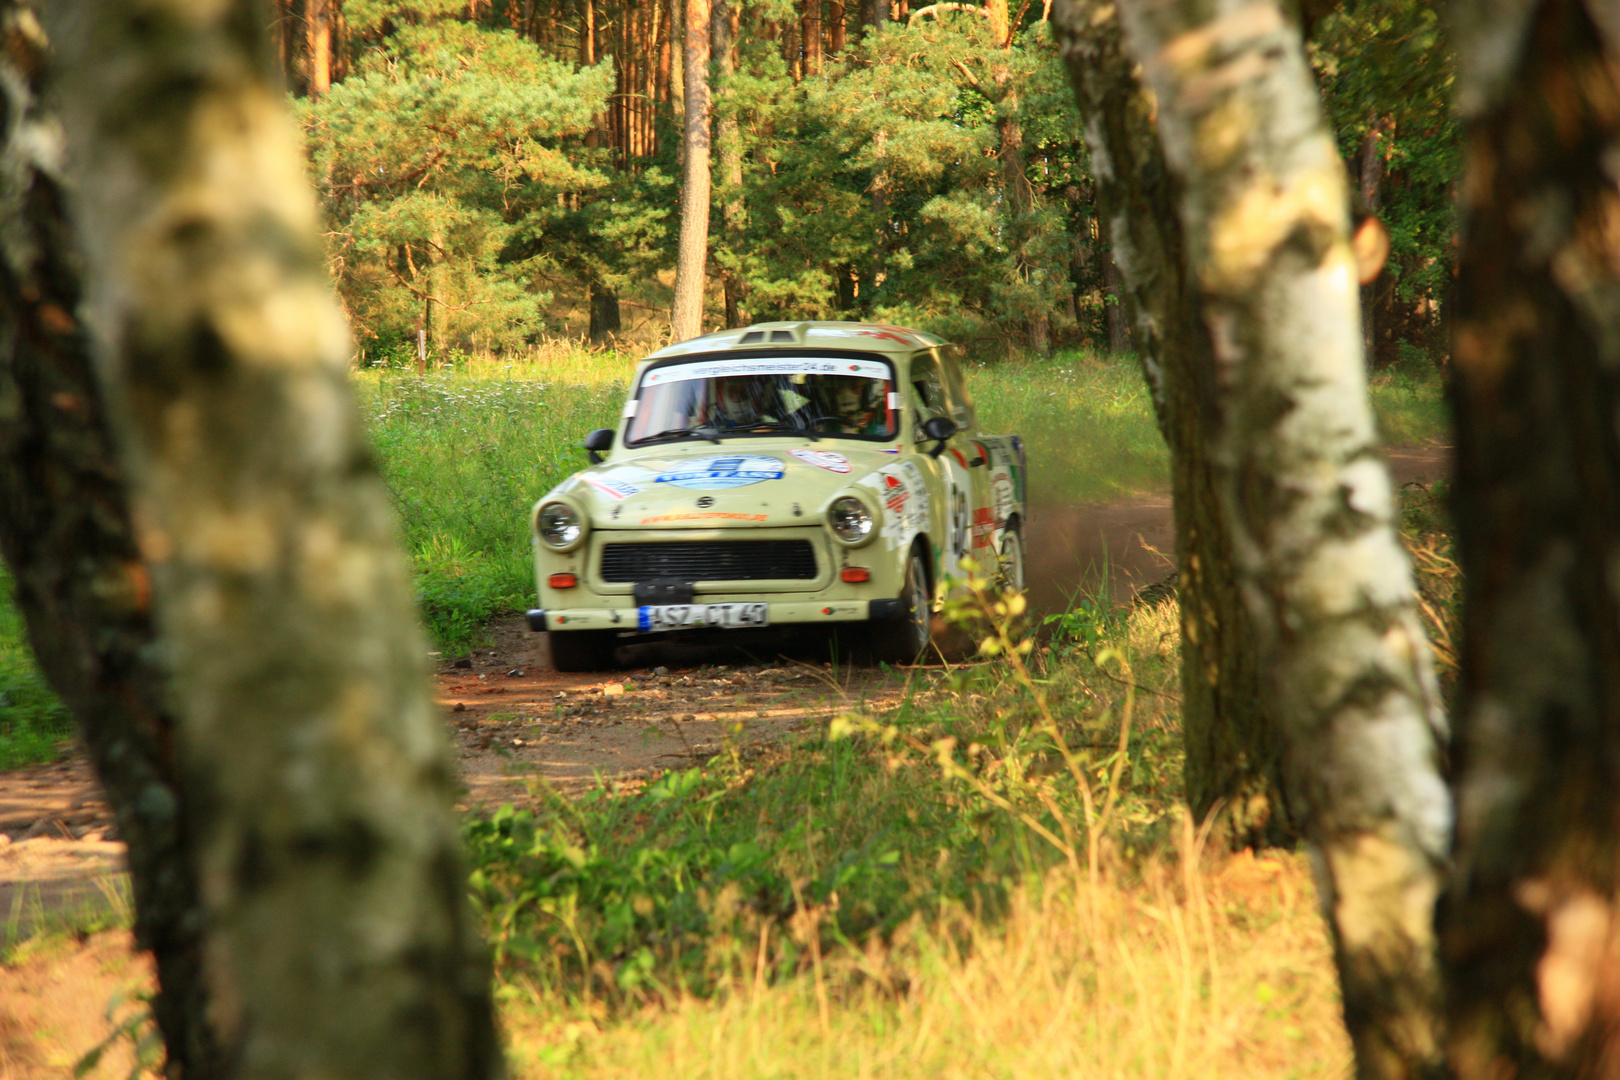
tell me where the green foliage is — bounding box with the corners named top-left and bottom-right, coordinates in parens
top-left (300, 18), bottom-right (614, 354)
top-left (353, 358), bottom-right (628, 651)
top-left (0, 564), bottom-right (71, 770)
top-left (1310, 0), bottom-right (1458, 362)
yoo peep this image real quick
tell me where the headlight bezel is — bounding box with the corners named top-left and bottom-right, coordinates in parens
top-left (827, 494), bottom-right (878, 547)
top-left (534, 498), bottom-right (588, 552)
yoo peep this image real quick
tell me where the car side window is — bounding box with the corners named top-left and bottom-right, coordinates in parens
top-left (909, 352), bottom-right (949, 441)
top-left (940, 348), bottom-right (977, 431)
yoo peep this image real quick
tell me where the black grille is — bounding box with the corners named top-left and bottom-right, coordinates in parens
top-left (601, 540), bottom-right (818, 582)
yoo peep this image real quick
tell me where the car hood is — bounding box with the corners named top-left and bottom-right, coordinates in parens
top-left (547, 443), bottom-right (902, 529)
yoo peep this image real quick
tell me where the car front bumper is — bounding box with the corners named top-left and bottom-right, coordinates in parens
top-left (528, 597), bottom-right (906, 634)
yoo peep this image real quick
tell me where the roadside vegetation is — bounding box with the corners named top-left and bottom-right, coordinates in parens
top-left (470, 581), bottom-right (1355, 1078)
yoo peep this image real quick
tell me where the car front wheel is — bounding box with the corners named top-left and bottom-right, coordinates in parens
top-left (868, 549), bottom-right (931, 665)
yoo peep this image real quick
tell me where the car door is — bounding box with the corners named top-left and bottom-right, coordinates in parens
top-left (938, 347), bottom-right (1000, 564)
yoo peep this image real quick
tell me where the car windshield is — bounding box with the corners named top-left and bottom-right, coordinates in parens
top-left (625, 356), bottom-right (897, 444)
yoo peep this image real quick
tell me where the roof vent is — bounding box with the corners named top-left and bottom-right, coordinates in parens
top-left (770, 330), bottom-right (796, 342)
top-left (739, 330), bottom-right (765, 344)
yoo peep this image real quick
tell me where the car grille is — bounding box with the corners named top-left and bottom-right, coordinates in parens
top-left (600, 540), bottom-right (819, 582)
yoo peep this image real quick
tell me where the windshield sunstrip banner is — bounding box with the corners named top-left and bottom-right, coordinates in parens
top-left (642, 357), bottom-right (891, 385)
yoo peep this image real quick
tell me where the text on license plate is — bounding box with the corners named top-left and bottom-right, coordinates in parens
top-left (638, 603), bottom-right (769, 632)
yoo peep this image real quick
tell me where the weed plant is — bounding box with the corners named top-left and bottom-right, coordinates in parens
top-left (0, 565), bottom-right (69, 770)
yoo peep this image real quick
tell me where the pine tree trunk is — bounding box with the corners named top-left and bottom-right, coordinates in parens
top-left (1112, 1), bottom-right (1451, 1074)
top-left (1358, 120), bottom-right (1386, 367)
top-left (670, 0), bottom-right (712, 341)
top-left (712, 0), bottom-right (745, 327)
top-left (305, 0), bottom-right (331, 99)
top-left (39, 2), bottom-right (503, 1075)
top-left (588, 282), bottom-right (622, 344)
top-left (0, 8), bottom-right (222, 1075)
top-left (1444, 1), bottom-right (1620, 1074)
top-left (828, 0), bottom-right (846, 50)
top-left (1052, 0), bottom-right (1291, 853)
top-left (802, 0), bottom-right (822, 73)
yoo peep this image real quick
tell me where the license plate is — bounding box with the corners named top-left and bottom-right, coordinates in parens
top-left (638, 603), bottom-right (769, 632)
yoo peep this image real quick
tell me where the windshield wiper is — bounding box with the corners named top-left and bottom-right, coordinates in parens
top-left (636, 425), bottom-right (722, 446)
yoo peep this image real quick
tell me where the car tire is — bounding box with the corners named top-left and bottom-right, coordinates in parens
top-left (868, 548), bottom-right (932, 665)
top-left (547, 629), bottom-right (619, 672)
top-left (997, 524), bottom-right (1026, 594)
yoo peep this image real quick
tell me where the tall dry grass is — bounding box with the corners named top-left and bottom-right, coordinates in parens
top-left (503, 828), bottom-right (1349, 1079)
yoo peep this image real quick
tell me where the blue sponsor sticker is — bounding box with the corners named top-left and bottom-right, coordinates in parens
top-left (654, 455), bottom-right (785, 490)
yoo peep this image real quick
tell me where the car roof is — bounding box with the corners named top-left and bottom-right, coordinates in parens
top-left (643, 321), bottom-right (950, 360)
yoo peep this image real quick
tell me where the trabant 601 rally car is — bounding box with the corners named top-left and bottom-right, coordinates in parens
top-left (526, 321), bottom-right (1027, 670)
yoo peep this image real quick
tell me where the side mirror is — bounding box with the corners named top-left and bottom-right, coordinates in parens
top-left (583, 428), bottom-right (614, 464)
top-left (921, 415), bottom-right (957, 458)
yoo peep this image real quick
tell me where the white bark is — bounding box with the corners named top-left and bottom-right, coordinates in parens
top-left (40, 2), bottom-right (501, 1075)
top-left (1115, 1), bottom-right (1450, 1075)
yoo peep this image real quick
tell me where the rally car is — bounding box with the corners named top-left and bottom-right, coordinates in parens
top-left (526, 321), bottom-right (1027, 671)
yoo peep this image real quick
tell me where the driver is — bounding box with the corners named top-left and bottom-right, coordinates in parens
top-left (821, 377), bottom-right (887, 435)
top-left (711, 375), bottom-right (774, 429)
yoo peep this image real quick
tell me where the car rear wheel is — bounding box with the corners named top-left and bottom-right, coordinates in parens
top-left (547, 629), bottom-right (619, 672)
top-left (868, 549), bottom-right (931, 665)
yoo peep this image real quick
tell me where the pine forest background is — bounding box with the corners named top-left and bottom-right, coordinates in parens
top-left (286, 0), bottom-right (1454, 366)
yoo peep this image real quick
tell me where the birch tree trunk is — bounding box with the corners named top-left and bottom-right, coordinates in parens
top-left (670, 0), bottom-right (712, 342)
top-left (0, 6), bottom-right (221, 1075)
top-left (1443, 1), bottom-right (1620, 1074)
top-left (1050, 0), bottom-right (1293, 849)
top-left (38, 2), bottom-right (502, 1076)
top-left (1110, 1), bottom-right (1451, 1074)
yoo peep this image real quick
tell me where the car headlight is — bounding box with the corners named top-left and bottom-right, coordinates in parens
top-left (828, 496), bottom-right (875, 546)
top-left (536, 501), bottom-right (584, 550)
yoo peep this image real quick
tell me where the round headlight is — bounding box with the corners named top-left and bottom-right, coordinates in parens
top-left (537, 502), bottom-right (583, 548)
top-left (828, 496), bottom-right (875, 545)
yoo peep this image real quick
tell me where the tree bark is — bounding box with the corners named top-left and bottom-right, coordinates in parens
top-left (1051, 0), bottom-right (1291, 850)
top-left (0, 7), bottom-right (223, 1077)
top-left (671, 0), bottom-right (712, 341)
top-left (1357, 118), bottom-right (1387, 367)
top-left (828, 0), bottom-right (846, 51)
top-left (802, 0), bottom-right (822, 73)
top-left (1111, 1), bottom-right (1451, 1075)
top-left (305, 0), bottom-right (331, 100)
top-left (1443, 1), bottom-right (1620, 1074)
top-left (712, 0), bottom-right (745, 328)
top-left (39, 2), bottom-right (503, 1076)
top-left (588, 281), bottom-right (622, 344)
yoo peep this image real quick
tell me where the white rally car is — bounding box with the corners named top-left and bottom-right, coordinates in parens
top-left (526, 321), bottom-right (1027, 670)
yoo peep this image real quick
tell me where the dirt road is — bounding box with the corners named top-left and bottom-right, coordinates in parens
top-left (0, 441), bottom-right (1450, 947)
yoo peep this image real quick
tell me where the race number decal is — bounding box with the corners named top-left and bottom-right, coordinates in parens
top-left (789, 448), bottom-right (852, 474)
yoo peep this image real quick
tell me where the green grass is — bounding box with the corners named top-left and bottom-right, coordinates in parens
top-left (0, 565), bottom-right (71, 770)
top-left (353, 349), bottom-right (634, 653)
top-left (967, 351), bottom-right (1169, 505)
top-left (1368, 360), bottom-right (1450, 445)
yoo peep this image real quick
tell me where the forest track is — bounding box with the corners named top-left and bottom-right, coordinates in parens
top-left (0, 440), bottom-right (1450, 943)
